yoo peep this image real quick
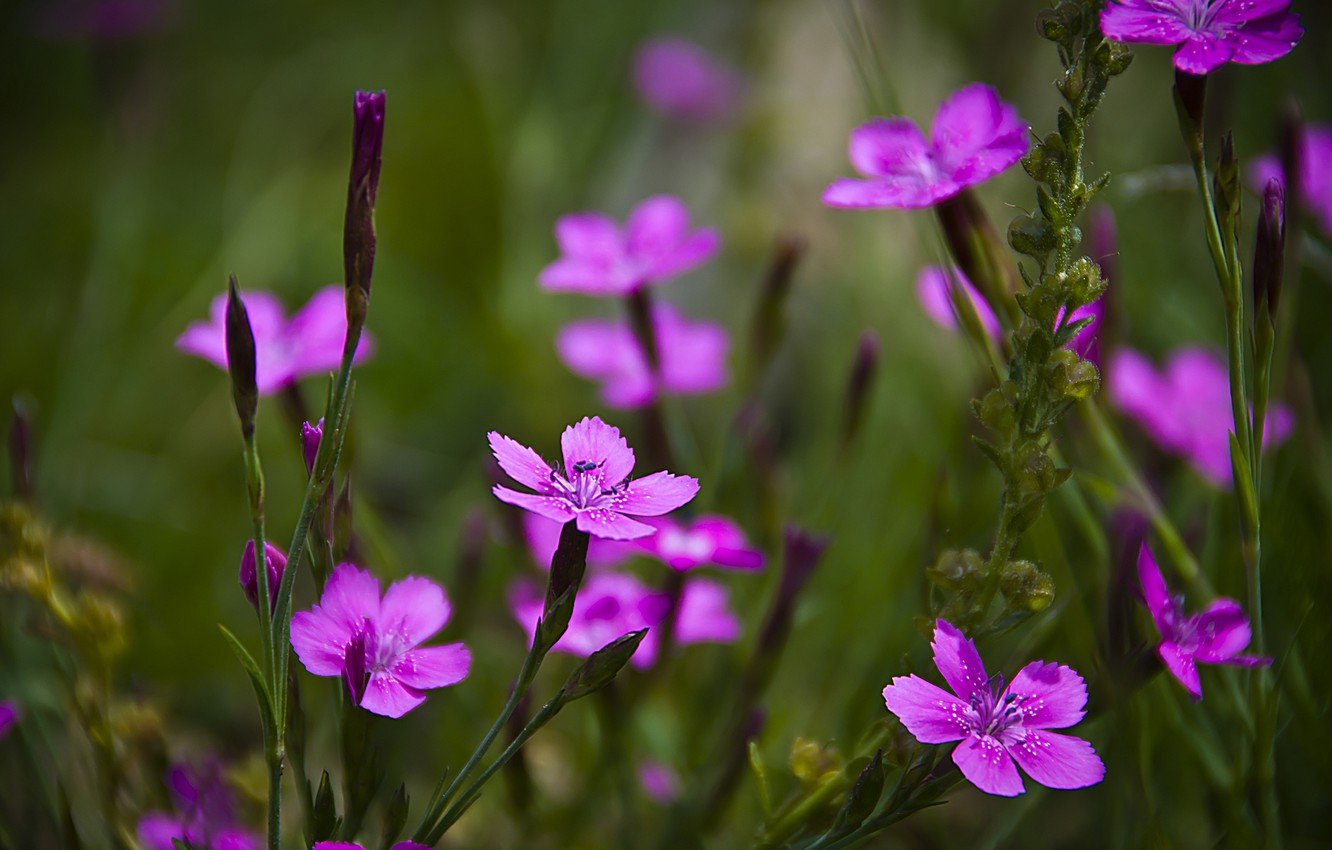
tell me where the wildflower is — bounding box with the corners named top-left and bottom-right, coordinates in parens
top-left (638, 759), bottom-right (683, 803)
top-left (1108, 347), bottom-right (1293, 487)
top-left (178, 285), bottom-right (374, 395)
top-left (489, 416), bottom-right (699, 540)
top-left (636, 515), bottom-right (764, 572)
top-left (823, 84), bottom-right (1028, 210)
top-left (1100, 0), bottom-right (1302, 76)
top-left (882, 619), bottom-right (1104, 797)
top-left (313, 843), bottom-right (428, 850)
top-left (556, 303), bottom-right (728, 408)
top-left (1250, 124), bottom-right (1332, 237)
top-left (238, 540), bottom-right (286, 613)
top-left (916, 266), bottom-right (1003, 339)
top-left (1137, 544), bottom-right (1270, 699)
top-left (290, 564), bottom-right (470, 719)
top-left (137, 762), bottom-right (260, 850)
top-left (522, 513), bottom-right (636, 569)
top-left (538, 196), bottom-right (720, 296)
top-left (0, 700), bottom-right (18, 740)
top-left (633, 38), bottom-right (742, 122)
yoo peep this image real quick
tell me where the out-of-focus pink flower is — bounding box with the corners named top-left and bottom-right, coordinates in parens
top-left (915, 266), bottom-right (1003, 339)
top-left (556, 303), bottom-right (728, 409)
top-left (1250, 124), bottom-right (1332, 237)
top-left (178, 285), bottom-right (374, 395)
top-left (522, 513), bottom-right (637, 569)
top-left (290, 564), bottom-right (470, 719)
top-left (138, 762), bottom-right (260, 850)
top-left (1100, 0), bottom-right (1302, 75)
top-left (38, 0), bottom-right (173, 41)
top-left (1060, 299), bottom-right (1104, 365)
top-left (489, 416), bottom-right (700, 540)
top-left (239, 541), bottom-right (286, 613)
top-left (633, 38), bottom-right (742, 123)
top-left (539, 196), bottom-right (720, 296)
top-left (638, 759), bottom-right (683, 803)
top-left (636, 515), bottom-right (764, 572)
top-left (313, 843), bottom-right (428, 850)
top-left (639, 577), bottom-right (741, 664)
top-left (883, 620), bottom-right (1104, 797)
top-left (0, 701), bottom-right (19, 740)
top-left (1108, 347), bottom-right (1293, 487)
top-left (1137, 544), bottom-right (1269, 700)
top-left (823, 84), bottom-right (1028, 210)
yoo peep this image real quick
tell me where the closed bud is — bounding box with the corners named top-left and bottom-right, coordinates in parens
top-left (1172, 70), bottom-right (1207, 160)
top-left (380, 783), bottom-right (409, 847)
top-left (789, 738), bottom-right (843, 789)
top-left (1014, 441), bottom-right (1057, 494)
top-left (841, 331), bottom-right (880, 451)
top-left (239, 540), bottom-right (286, 613)
top-left (344, 90), bottom-right (386, 330)
top-left (1008, 212), bottom-right (1057, 261)
top-left (300, 419), bottom-right (323, 475)
top-left (974, 385), bottom-right (1016, 435)
top-left (750, 234), bottom-right (807, 376)
top-left (1253, 179), bottom-right (1286, 323)
top-left (224, 276), bottom-right (259, 438)
top-left (1000, 560), bottom-right (1055, 612)
top-left (779, 526), bottom-right (829, 611)
top-left (927, 548), bottom-right (984, 591)
top-left (1051, 350), bottom-right (1100, 400)
top-left (1213, 132), bottom-right (1241, 233)
top-left (1066, 257), bottom-right (1106, 304)
top-left (544, 521), bottom-right (590, 616)
top-left (559, 628), bottom-right (648, 702)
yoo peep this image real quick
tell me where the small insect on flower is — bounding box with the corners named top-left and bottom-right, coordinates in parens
top-left (882, 619), bottom-right (1105, 797)
top-left (823, 83), bottom-right (1029, 210)
top-left (1100, 0), bottom-right (1302, 76)
top-left (290, 564), bottom-right (470, 719)
top-left (1137, 544), bottom-right (1271, 700)
top-left (489, 416), bottom-right (700, 540)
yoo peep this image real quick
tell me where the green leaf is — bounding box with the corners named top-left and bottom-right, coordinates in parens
top-left (217, 624), bottom-right (275, 741)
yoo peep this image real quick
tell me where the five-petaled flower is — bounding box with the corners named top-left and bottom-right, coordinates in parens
top-left (290, 564), bottom-right (471, 719)
top-left (636, 515), bottom-right (764, 572)
top-left (489, 416), bottom-right (700, 540)
top-left (178, 285), bottom-right (374, 395)
top-left (882, 619), bottom-right (1105, 797)
top-left (1100, 0), bottom-right (1302, 76)
top-left (556, 303), bottom-right (729, 409)
top-left (1137, 544), bottom-right (1270, 700)
top-left (538, 196), bottom-right (720, 296)
top-left (823, 84), bottom-right (1028, 210)
top-left (138, 762), bottom-right (260, 850)
top-left (633, 38), bottom-right (742, 123)
top-left (1250, 123), bottom-right (1332, 238)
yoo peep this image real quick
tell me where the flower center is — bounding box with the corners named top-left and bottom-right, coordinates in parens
top-left (549, 458), bottom-right (625, 510)
top-left (966, 675), bottom-right (1026, 737)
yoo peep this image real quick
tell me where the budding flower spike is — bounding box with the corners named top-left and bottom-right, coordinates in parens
top-left (883, 620), bottom-right (1105, 797)
top-left (822, 83), bottom-right (1028, 210)
top-left (290, 564), bottom-right (470, 718)
top-left (177, 285), bottom-right (374, 395)
top-left (1100, 0), bottom-right (1302, 76)
top-left (556, 302), bottom-right (729, 409)
top-left (1137, 544), bottom-right (1271, 700)
top-left (300, 418), bottom-right (324, 474)
top-left (538, 196), bottom-right (720, 296)
top-left (1250, 123), bottom-right (1332, 238)
top-left (238, 540), bottom-right (286, 613)
top-left (633, 38), bottom-right (743, 123)
top-left (488, 416), bottom-right (700, 540)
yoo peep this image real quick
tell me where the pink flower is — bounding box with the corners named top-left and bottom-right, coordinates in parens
top-left (633, 38), bottom-right (742, 122)
top-left (823, 84), bottom-right (1028, 210)
top-left (538, 196), bottom-right (720, 296)
top-left (1108, 347), bottom-right (1293, 487)
top-left (915, 266), bottom-right (1002, 339)
top-left (1101, 0), bottom-right (1302, 76)
top-left (290, 564), bottom-right (470, 719)
top-left (636, 515), bottom-right (764, 572)
top-left (522, 513), bottom-right (636, 569)
top-left (556, 303), bottom-right (729, 408)
top-left (1138, 544), bottom-right (1270, 700)
top-left (177, 285), bottom-right (374, 395)
top-left (488, 416), bottom-right (700, 540)
top-left (0, 701), bottom-right (19, 740)
top-left (882, 620), bottom-right (1104, 797)
top-left (238, 540), bottom-right (286, 613)
top-left (638, 759), bottom-right (683, 803)
top-left (138, 763), bottom-right (260, 850)
top-left (313, 843), bottom-right (428, 850)
top-left (1250, 124), bottom-right (1332, 237)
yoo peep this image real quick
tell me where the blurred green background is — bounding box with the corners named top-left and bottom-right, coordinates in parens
top-left (3, 0), bottom-right (1332, 847)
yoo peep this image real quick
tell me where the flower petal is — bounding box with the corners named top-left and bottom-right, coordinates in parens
top-left (673, 578), bottom-right (741, 644)
top-left (380, 576), bottom-right (451, 646)
top-left (286, 285), bottom-right (373, 377)
top-left (493, 485), bottom-right (576, 523)
top-left (616, 471), bottom-right (701, 517)
top-left (137, 813), bottom-right (185, 850)
top-left (1098, 4), bottom-right (1190, 44)
top-left (319, 563), bottom-right (382, 631)
top-left (538, 257), bottom-right (622, 295)
top-left (625, 196), bottom-right (689, 257)
top-left (561, 416), bottom-right (636, 485)
top-left (1228, 10), bottom-right (1303, 66)
top-left (952, 734), bottom-right (1024, 796)
top-left (575, 509), bottom-right (658, 540)
top-left (882, 675), bottom-right (971, 744)
top-left (1136, 544), bottom-right (1175, 641)
top-left (643, 228), bottom-right (721, 281)
top-left (1002, 729), bottom-right (1105, 790)
top-left (1191, 598), bottom-right (1256, 663)
top-left (392, 643), bottom-right (471, 690)
top-left (930, 83), bottom-right (1028, 186)
top-left (1159, 641), bottom-right (1203, 700)
top-left (290, 610), bottom-right (350, 677)
top-left (556, 321), bottom-right (653, 409)
top-left (555, 212), bottom-right (621, 261)
top-left (358, 671), bottom-right (426, 718)
top-left (488, 432), bottom-right (555, 492)
top-left (1004, 661), bottom-right (1088, 730)
top-left (1173, 33), bottom-right (1234, 75)
top-left (915, 266), bottom-right (1002, 339)
top-left (656, 307), bottom-right (729, 396)
top-left (930, 619), bottom-right (990, 701)
top-left (847, 117), bottom-right (930, 178)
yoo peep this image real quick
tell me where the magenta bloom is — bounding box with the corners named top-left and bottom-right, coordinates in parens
top-left (823, 84), bottom-right (1028, 210)
top-left (177, 285), bottom-right (374, 395)
top-left (883, 620), bottom-right (1104, 797)
top-left (290, 564), bottom-right (470, 719)
top-left (1138, 544), bottom-right (1270, 700)
top-left (489, 416), bottom-right (700, 540)
top-left (633, 38), bottom-right (742, 122)
top-left (1101, 0), bottom-right (1302, 75)
top-left (239, 540), bottom-right (286, 613)
top-left (916, 266), bottom-right (1003, 339)
top-left (522, 513), bottom-right (636, 569)
top-left (0, 701), bottom-right (19, 740)
top-left (636, 515), bottom-right (764, 572)
top-left (1108, 347), bottom-right (1293, 487)
top-left (138, 763), bottom-right (260, 850)
top-left (1251, 124), bottom-right (1332, 237)
top-left (313, 843), bottom-right (427, 850)
top-left (557, 303), bottom-right (729, 408)
top-left (638, 759), bottom-right (683, 803)
top-left (538, 196), bottom-right (720, 296)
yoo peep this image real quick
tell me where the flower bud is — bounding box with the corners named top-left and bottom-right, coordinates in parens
top-left (927, 548), bottom-right (984, 591)
top-left (300, 419), bottom-right (323, 475)
top-left (1253, 179), bottom-right (1286, 324)
top-left (224, 276), bottom-right (258, 439)
top-left (974, 385), bottom-right (1017, 436)
top-left (344, 90), bottom-right (385, 332)
top-left (789, 738), bottom-right (843, 789)
top-left (1000, 560), bottom-right (1055, 612)
top-left (1172, 70), bottom-right (1206, 160)
top-left (1213, 132), bottom-right (1241, 236)
top-left (750, 234), bottom-right (807, 377)
top-left (559, 628), bottom-right (648, 702)
top-left (239, 540), bottom-right (287, 613)
top-left (1014, 441), bottom-right (1057, 494)
top-left (841, 331), bottom-right (880, 452)
top-left (1051, 350), bottom-right (1100, 400)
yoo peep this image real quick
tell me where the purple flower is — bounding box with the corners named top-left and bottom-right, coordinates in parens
top-left (313, 843), bottom-right (428, 850)
top-left (300, 419), bottom-right (324, 474)
top-left (823, 84), bottom-right (1028, 210)
top-left (522, 513), bottom-right (636, 569)
top-left (239, 540), bottom-right (286, 613)
top-left (882, 620), bottom-right (1105, 797)
top-left (1108, 347), bottom-right (1293, 487)
top-left (1100, 0), bottom-right (1302, 76)
top-left (137, 762), bottom-right (260, 850)
top-left (1250, 124), bottom-right (1332, 237)
top-left (290, 564), bottom-right (470, 718)
top-left (556, 303), bottom-right (729, 408)
top-left (0, 701), bottom-right (19, 740)
top-left (488, 416), bottom-right (700, 540)
top-left (916, 266), bottom-right (1003, 339)
top-left (177, 285), bottom-right (374, 395)
top-left (638, 759), bottom-right (683, 803)
top-left (1138, 544), bottom-right (1271, 699)
top-left (538, 196), bottom-right (721, 296)
top-left (633, 38), bottom-right (742, 123)
top-left (636, 515), bottom-right (764, 572)
top-left (639, 577), bottom-right (741, 664)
